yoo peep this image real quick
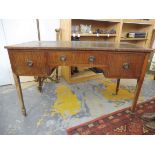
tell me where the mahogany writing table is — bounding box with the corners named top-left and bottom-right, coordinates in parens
top-left (5, 41), bottom-right (152, 116)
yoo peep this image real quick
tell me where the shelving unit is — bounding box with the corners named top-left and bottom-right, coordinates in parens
top-left (60, 19), bottom-right (155, 84)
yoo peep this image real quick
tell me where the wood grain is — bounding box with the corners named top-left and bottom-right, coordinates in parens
top-left (131, 54), bottom-right (150, 111)
top-left (5, 41), bottom-right (152, 116)
top-left (8, 49), bottom-right (150, 78)
top-left (13, 73), bottom-right (26, 116)
top-left (106, 53), bottom-right (146, 78)
top-left (8, 50), bottom-right (49, 76)
top-left (5, 41), bottom-right (152, 52)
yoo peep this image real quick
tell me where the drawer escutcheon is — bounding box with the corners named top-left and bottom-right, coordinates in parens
top-left (88, 56), bottom-right (96, 63)
top-left (122, 63), bottom-right (129, 70)
top-left (60, 55), bottom-right (67, 62)
top-left (26, 60), bottom-right (33, 67)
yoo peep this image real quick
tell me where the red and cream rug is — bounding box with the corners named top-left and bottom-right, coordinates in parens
top-left (67, 98), bottom-right (155, 135)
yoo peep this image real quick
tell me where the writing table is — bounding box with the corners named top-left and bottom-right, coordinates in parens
top-left (5, 41), bottom-right (152, 116)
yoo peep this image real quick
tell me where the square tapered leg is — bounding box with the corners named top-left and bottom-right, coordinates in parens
top-left (13, 73), bottom-right (26, 116)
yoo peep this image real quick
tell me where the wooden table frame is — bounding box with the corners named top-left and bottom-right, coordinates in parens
top-left (5, 41), bottom-right (152, 116)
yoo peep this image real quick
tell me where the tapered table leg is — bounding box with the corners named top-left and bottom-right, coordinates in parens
top-left (116, 79), bottom-right (120, 95)
top-left (131, 54), bottom-right (149, 111)
top-left (56, 67), bottom-right (59, 83)
top-left (13, 73), bottom-right (26, 116)
top-left (38, 77), bottom-right (42, 92)
top-left (131, 78), bottom-right (144, 111)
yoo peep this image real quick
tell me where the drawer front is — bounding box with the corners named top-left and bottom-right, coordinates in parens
top-left (107, 53), bottom-right (145, 78)
top-left (9, 51), bottom-right (48, 76)
top-left (48, 52), bottom-right (74, 66)
top-left (73, 52), bottom-right (108, 67)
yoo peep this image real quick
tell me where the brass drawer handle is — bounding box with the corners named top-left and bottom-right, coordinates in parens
top-left (122, 63), bottom-right (129, 70)
top-left (88, 56), bottom-right (96, 62)
top-left (26, 60), bottom-right (33, 67)
top-left (60, 55), bottom-right (67, 62)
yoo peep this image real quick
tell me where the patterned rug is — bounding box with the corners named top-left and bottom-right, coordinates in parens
top-left (67, 98), bottom-right (155, 135)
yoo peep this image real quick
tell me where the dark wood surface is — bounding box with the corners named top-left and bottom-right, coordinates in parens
top-left (5, 41), bottom-right (153, 116)
top-left (5, 41), bottom-right (152, 52)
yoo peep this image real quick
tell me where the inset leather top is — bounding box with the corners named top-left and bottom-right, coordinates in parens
top-left (5, 41), bottom-right (153, 53)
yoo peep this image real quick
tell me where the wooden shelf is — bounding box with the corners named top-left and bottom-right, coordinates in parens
top-left (121, 38), bottom-right (148, 41)
top-left (70, 70), bottom-right (103, 84)
top-left (72, 33), bottom-right (117, 37)
top-left (72, 19), bottom-right (121, 23)
top-left (123, 19), bottom-right (154, 25)
top-left (92, 19), bottom-right (121, 23)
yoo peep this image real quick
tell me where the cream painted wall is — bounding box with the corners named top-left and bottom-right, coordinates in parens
top-left (1, 19), bottom-right (38, 84)
top-left (0, 19), bottom-right (60, 85)
top-left (39, 19), bottom-right (60, 41)
top-left (0, 20), bottom-right (12, 85)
